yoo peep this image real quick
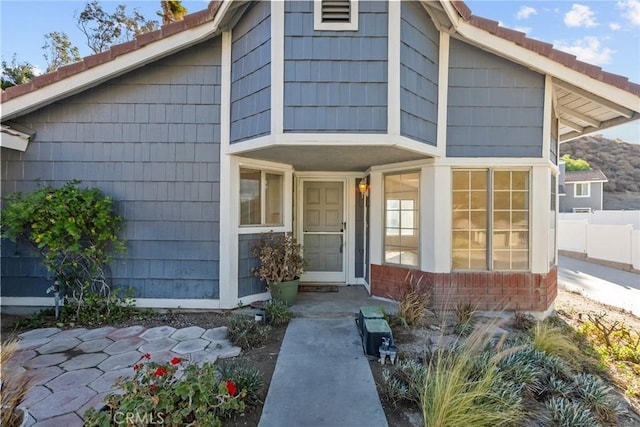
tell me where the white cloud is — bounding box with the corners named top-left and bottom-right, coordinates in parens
top-left (516, 6), bottom-right (537, 20)
top-left (514, 26), bottom-right (533, 34)
top-left (564, 4), bottom-right (598, 28)
top-left (617, 0), bottom-right (640, 25)
top-left (554, 37), bottom-right (614, 65)
top-left (609, 22), bottom-right (622, 30)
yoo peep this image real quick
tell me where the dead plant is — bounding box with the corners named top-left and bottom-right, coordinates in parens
top-left (1, 339), bottom-right (34, 427)
top-left (397, 271), bottom-right (431, 327)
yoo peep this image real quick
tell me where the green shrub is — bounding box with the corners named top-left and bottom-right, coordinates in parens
top-left (531, 321), bottom-right (579, 360)
top-left (543, 396), bottom-right (598, 427)
top-left (84, 354), bottom-right (245, 426)
top-left (573, 373), bottom-right (625, 423)
top-left (226, 315), bottom-right (270, 350)
top-left (217, 362), bottom-right (264, 404)
top-left (264, 299), bottom-right (294, 326)
top-left (0, 181), bottom-right (125, 299)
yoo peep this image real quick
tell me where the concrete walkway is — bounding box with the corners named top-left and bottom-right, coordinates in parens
top-left (558, 255), bottom-right (640, 317)
top-left (8, 325), bottom-right (241, 426)
top-left (258, 317), bottom-right (388, 427)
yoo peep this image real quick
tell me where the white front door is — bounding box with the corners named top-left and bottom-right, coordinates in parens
top-left (300, 180), bottom-right (346, 282)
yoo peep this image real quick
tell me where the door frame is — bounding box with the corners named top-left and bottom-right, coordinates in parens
top-left (295, 173), bottom-right (361, 285)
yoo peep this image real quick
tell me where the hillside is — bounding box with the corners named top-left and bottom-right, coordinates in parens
top-left (560, 135), bottom-right (640, 209)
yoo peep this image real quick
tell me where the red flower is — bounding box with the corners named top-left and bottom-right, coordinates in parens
top-left (133, 364), bottom-right (140, 371)
top-left (226, 380), bottom-right (237, 396)
top-left (154, 367), bottom-right (168, 377)
top-left (170, 357), bottom-right (181, 365)
top-left (143, 353), bottom-right (151, 360)
top-left (150, 385), bottom-right (158, 391)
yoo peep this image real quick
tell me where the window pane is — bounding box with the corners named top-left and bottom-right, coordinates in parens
top-left (494, 191), bottom-right (510, 210)
top-left (452, 211), bottom-right (468, 229)
top-left (470, 191), bottom-right (487, 210)
top-left (240, 169), bottom-right (261, 225)
top-left (493, 211), bottom-right (510, 229)
top-left (451, 169), bottom-right (488, 270)
top-left (470, 171), bottom-right (487, 190)
top-left (512, 172), bottom-right (529, 190)
top-left (452, 231), bottom-right (469, 249)
top-left (512, 192), bottom-right (528, 210)
top-left (453, 171), bottom-right (469, 190)
top-left (469, 250), bottom-right (487, 269)
top-left (265, 173), bottom-right (283, 225)
top-left (511, 250), bottom-right (529, 270)
top-left (452, 192), bottom-right (469, 210)
top-left (452, 250), bottom-right (469, 269)
top-left (493, 250), bottom-right (510, 270)
top-left (384, 172), bottom-right (419, 267)
top-left (470, 211), bottom-right (486, 230)
top-left (494, 171), bottom-right (511, 190)
top-left (511, 211), bottom-right (528, 229)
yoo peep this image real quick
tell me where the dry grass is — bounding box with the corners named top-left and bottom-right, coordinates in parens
top-left (531, 321), bottom-right (579, 360)
top-left (1, 339), bottom-right (33, 427)
top-left (397, 271), bottom-right (431, 327)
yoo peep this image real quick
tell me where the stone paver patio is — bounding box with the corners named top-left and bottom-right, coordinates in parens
top-left (8, 325), bottom-right (242, 426)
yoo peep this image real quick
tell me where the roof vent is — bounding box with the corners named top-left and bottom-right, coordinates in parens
top-left (321, 0), bottom-right (351, 22)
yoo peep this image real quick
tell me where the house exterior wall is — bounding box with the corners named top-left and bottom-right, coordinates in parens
top-left (399, 0), bottom-right (439, 145)
top-left (237, 233), bottom-right (266, 298)
top-left (559, 182), bottom-right (604, 212)
top-left (550, 114), bottom-right (558, 164)
top-left (1, 40), bottom-right (222, 300)
top-left (283, 0), bottom-right (388, 133)
top-left (355, 186), bottom-right (365, 278)
top-left (446, 38), bottom-right (545, 157)
top-left (230, 1), bottom-right (271, 143)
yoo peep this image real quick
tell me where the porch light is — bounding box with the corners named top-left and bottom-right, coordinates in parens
top-left (358, 178), bottom-right (369, 198)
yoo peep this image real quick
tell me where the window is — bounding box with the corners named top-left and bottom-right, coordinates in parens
top-left (452, 169), bottom-right (530, 271)
top-left (574, 183), bottom-right (590, 198)
top-left (384, 172), bottom-right (419, 267)
top-left (240, 168), bottom-right (283, 226)
top-left (314, 0), bottom-right (358, 31)
top-left (549, 174), bottom-right (557, 267)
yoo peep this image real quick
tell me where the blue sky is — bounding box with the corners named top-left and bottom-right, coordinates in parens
top-left (1, 0), bottom-right (638, 142)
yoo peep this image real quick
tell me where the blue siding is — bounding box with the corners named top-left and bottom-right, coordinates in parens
top-left (231, 1), bottom-right (271, 143)
top-left (559, 183), bottom-right (604, 212)
top-left (238, 233), bottom-right (267, 298)
top-left (446, 39), bottom-right (544, 157)
top-left (283, 0), bottom-right (388, 133)
top-left (400, 1), bottom-right (438, 145)
top-left (1, 40), bottom-right (222, 300)
top-left (550, 115), bottom-right (558, 164)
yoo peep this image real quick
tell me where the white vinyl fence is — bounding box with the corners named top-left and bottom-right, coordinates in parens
top-left (558, 211), bottom-right (640, 270)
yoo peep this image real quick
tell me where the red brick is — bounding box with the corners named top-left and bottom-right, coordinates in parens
top-left (84, 50), bottom-right (112, 68)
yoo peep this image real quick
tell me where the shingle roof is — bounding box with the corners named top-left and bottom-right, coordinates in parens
top-left (1, 0), bottom-right (639, 105)
top-left (564, 170), bottom-right (608, 183)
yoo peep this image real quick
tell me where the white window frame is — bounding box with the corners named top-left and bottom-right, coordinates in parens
top-left (383, 171), bottom-right (420, 267)
top-left (314, 0), bottom-right (359, 31)
top-left (239, 167), bottom-right (284, 228)
top-left (574, 182), bottom-right (591, 198)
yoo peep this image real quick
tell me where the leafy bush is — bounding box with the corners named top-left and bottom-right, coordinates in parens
top-left (264, 299), bottom-right (294, 326)
top-left (573, 373), bottom-right (625, 423)
top-left (217, 362), bottom-right (264, 404)
top-left (226, 315), bottom-right (271, 350)
top-left (84, 354), bottom-right (246, 426)
top-left (561, 154), bottom-right (591, 171)
top-left (251, 232), bottom-right (304, 284)
top-left (0, 180), bottom-right (125, 298)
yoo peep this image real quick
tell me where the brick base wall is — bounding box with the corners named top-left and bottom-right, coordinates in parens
top-left (370, 264), bottom-right (558, 312)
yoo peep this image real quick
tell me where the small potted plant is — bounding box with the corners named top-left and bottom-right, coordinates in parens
top-left (252, 232), bottom-right (304, 305)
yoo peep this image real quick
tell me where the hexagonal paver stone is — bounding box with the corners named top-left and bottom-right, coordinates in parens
top-left (78, 389), bottom-right (123, 419)
top-left (48, 328), bottom-right (89, 340)
top-left (23, 385), bottom-right (52, 407)
top-left (208, 340), bottom-right (242, 359)
top-left (75, 337), bottom-right (113, 353)
top-left (19, 327), bottom-right (61, 340)
top-left (140, 325), bottom-right (176, 341)
top-left (9, 349), bottom-right (37, 365)
top-left (29, 386), bottom-right (95, 420)
top-left (144, 350), bottom-right (181, 365)
top-left (46, 368), bottom-right (102, 392)
top-left (24, 353), bottom-right (68, 369)
top-left (171, 326), bottom-right (205, 341)
top-left (88, 367), bottom-right (133, 393)
top-left (202, 326), bottom-right (227, 341)
top-left (32, 412), bottom-right (85, 427)
top-left (139, 337), bottom-right (178, 354)
top-left (36, 338), bottom-right (81, 355)
top-left (186, 351), bottom-right (218, 366)
top-left (98, 351), bottom-right (143, 372)
top-left (78, 326), bottom-right (116, 341)
top-left (30, 366), bottom-right (64, 386)
top-left (60, 353), bottom-right (108, 371)
top-left (103, 336), bottom-right (145, 355)
top-left (106, 325), bottom-right (145, 340)
top-left (171, 338), bottom-right (209, 355)
top-left (16, 337), bottom-right (52, 351)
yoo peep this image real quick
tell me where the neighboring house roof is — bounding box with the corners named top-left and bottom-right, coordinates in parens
top-left (564, 170), bottom-right (608, 183)
top-left (1, 0), bottom-right (639, 142)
